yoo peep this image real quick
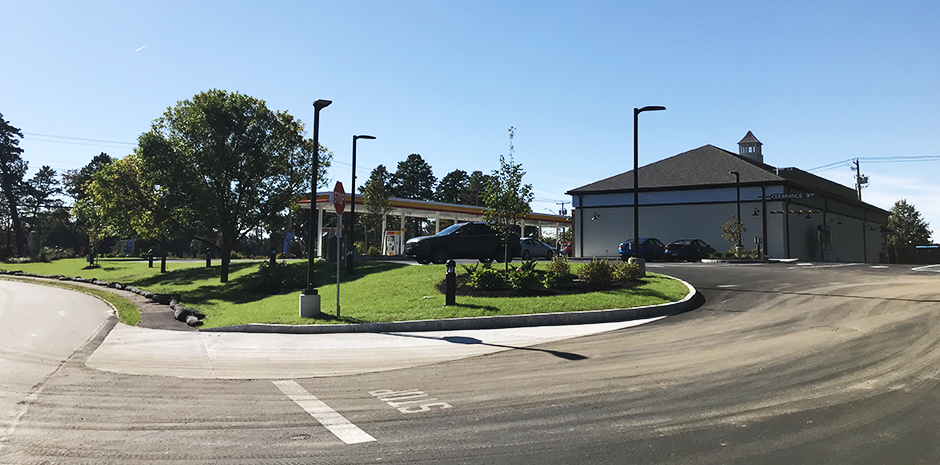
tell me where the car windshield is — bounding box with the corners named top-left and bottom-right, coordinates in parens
top-left (672, 240), bottom-right (694, 245)
top-left (436, 223), bottom-right (465, 236)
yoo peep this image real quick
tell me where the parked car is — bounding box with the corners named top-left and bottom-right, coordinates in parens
top-left (618, 237), bottom-right (666, 261)
top-left (403, 222), bottom-right (521, 264)
top-left (664, 239), bottom-right (716, 262)
top-left (519, 238), bottom-right (557, 260)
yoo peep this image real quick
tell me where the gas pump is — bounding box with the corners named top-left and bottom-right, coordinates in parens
top-left (385, 230), bottom-right (404, 256)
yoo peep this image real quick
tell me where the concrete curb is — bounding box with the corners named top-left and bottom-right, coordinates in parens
top-left (202, 275), bottom-right (700, 334)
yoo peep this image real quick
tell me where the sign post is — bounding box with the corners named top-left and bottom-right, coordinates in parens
top-left (333, 182), bottom-right (345, 318)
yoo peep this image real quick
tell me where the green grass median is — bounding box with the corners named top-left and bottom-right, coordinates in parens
top-left (0, 258), bottom-right (689, 328)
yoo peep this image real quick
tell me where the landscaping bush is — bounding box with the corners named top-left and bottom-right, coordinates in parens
top-left (508, 260), bottom-right (540, 291)
top-left (546, 254), bottom-right (571, 275)
top-left (543, 254), bottom-right (573, 289)
top-left (469, 267), bottom-right (505, 291)
top-left (614, 261), bottom-right (642, 283)
top-left (577, 258), bottom-right (615, 288)
top-left (542, 270), bottom-right (571, 289)
top-left (257, 260), bottom-right (305, 292)
top-left (367, 246), bottom-right (382, 257)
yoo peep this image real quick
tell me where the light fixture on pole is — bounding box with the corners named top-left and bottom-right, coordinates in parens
top-left (301, 99), bottom-right (331, 317)
top-left (633, 106), bottom-right (665, 259)
top-left (346, 134), bottom-right (375, 275)
top-left (729, 170), bottom-right (742, 248)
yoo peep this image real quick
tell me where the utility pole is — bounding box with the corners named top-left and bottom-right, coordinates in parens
top-left (852, 159), bottom-right (869, 202)
top-left (555, 201), bottom-right (570, 216)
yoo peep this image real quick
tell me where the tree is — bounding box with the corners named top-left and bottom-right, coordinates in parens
top-left (719, 216), bottom-right (745, 250)
top-left (0, 113), bottom-right (29, 256)
top-left (887, 199), bottom-right (932, 251)
top-left (362, 164), bottom-right (393, 252)
top-left (62, 153), bottom-right (114, 201)
top-left (137, 89), bottom-right (319, 282)
top-left (390, 154), bottom-right (436, 200)
top-left (483, 127), bottom-right (533, 269)
top-left (23, 165), bottom-right (64, 226)
top-left (434, 169), bottom-right (469, 204)
top-left (461, 170), bottom-right (490, 206)
top-left (85, 154), bottom-right (189, 273)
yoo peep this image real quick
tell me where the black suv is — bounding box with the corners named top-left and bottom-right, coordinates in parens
top-left (404, 222), bottom-right (521, 264)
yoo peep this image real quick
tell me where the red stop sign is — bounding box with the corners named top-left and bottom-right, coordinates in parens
top-left (333, 181), bottom-right (346, 215)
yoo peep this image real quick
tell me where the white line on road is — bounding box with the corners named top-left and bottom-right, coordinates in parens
top-left (912, 264), bottom-right (940, 272)
top-left (273, 380), bottom-right (376, 445)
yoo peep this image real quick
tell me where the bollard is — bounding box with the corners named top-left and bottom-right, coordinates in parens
top-left (445, 259), bottom-right (456, 306)
top-left (270, 249), bottom-right (277, 265)
top-left (206, 248), bottom-right (211, 268)
top-left (148, 249), bottom-right (154, 268)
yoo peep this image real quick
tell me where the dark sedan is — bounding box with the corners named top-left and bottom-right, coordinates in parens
top-left (664, 239), bottom-right (716, 262)
top-left (618, 237), bottom-right (665, 261)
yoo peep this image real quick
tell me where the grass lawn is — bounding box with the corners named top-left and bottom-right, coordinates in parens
top-left (0, 258), bottom-right (689, 328)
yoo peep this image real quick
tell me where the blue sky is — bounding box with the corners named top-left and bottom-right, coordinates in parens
top-left (2, 1), bottom-right (938, 239)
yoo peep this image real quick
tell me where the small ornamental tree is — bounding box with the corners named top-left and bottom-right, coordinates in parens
top-left (720, 216), bottom-right (745, 250)
top-left (483, 127), bottom-right (533, 271)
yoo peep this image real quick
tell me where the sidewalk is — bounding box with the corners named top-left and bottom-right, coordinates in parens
top-left (85, 318), bottom-right (665, 379)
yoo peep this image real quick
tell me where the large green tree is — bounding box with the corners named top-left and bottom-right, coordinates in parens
top-left (137, 89), bottom-right (320, 282)
top-left (85, 154), bottom-right (189, 272)
top-left (887, 199), bottom-right (932, 250)
top-left (0, 113), bottom-right (29, 256)
top-left (434, 169), bottom-right (468, 204)
top-left (461, 170), bottom-right (490, 206)
top-left (362, 164), bottom-right (393, 251)
top-left (391, 154), bottom-right (436, 200)
top-left (63, 152), bottom-right (114, 201)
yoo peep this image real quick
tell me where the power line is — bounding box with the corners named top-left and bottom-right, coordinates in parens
top-left (809, 155), bottom-right (940, 172)
top-left (22, 132), bottom-right (136, 147)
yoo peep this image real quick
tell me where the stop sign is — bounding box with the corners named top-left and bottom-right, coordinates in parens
top-left (333, 181), bottom-right (346, 215)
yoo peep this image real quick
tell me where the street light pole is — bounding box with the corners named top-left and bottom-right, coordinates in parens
top-left (730, 171), bottom-right (742, 248)
top-left (347, 134), bottom-right (375, 274)
top-left (633, 106), bottom-right (666, 258)
top-left (304, 99), bottom-right (331, 298)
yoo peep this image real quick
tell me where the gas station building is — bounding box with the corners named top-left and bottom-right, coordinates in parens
top-left (300, 193), bottom-right (572, 258)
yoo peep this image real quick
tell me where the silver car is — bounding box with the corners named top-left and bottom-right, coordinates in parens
top-left (519, 238), bottom-right (557, 260)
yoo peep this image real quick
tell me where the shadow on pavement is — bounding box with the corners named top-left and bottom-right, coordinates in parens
top-left (384, 332), bottom-right (588, 361)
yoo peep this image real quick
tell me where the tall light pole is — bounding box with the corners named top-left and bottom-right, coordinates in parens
top-left (730, 171), bottom-right (742, 248)
top-left (633, 106), bottom-right (665, 258)
top-left (304, 99), bottom-right (331, 301)
top-left (346, 134), bottom-right (375, 274)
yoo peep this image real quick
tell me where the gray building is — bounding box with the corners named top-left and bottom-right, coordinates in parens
top-left (566, 132), bottom-right (889, 262)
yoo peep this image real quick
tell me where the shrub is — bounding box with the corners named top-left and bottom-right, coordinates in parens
top-left (614, 262), bottom-right (642, 283)
top-left (367, 246), bottom-right (382, 256)
top-left (469, 267), bottom-right (504, 291)
top-left (460, 263), bottom-right (479, 275)
top-left (543, 254), bottom-right (573, 289)
top-left (257, 260), bottom-right (305, 292)
top-left (542, 270), bottom-right (572, 289)
top-left (508, 267), bottom-right (540, 291)
top-left (577, 258), bottom-right (615, 288)
top-left (545, 254), bottom-right (571, 275)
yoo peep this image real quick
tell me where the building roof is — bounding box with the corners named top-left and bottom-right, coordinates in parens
top-left (738, 130), bottom-right (761, 145)
top-left (565, 143), bottom-right (888, 215)
top-left (566, 145), bottom-right (784, 194)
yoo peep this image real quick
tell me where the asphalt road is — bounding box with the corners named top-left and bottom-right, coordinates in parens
top-left (1, 262), bottom-right (938, 464)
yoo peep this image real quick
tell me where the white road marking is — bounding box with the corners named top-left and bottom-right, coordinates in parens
top-left (273, 380), bottom-right (376, 444)
top-left (716, 284), bottom-right (737, 288)
top-left (912, 264), bottom-right (940, 272)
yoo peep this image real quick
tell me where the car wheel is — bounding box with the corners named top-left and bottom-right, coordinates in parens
top-left (522, 250), bottom-right (531, 260)
top-left (546, 250), bottom-right (553, 260)
top-left (493, 247), bottom-right (506, 263)
top-left (430, 248), bottom-right (448, 265)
